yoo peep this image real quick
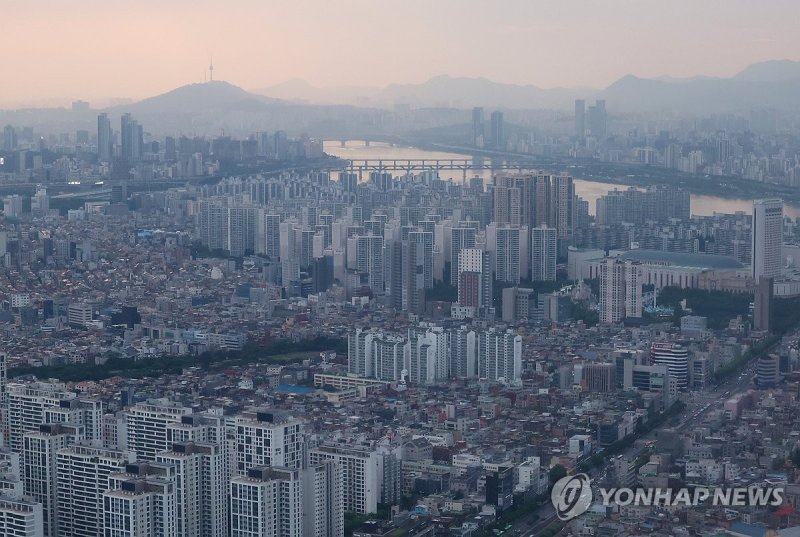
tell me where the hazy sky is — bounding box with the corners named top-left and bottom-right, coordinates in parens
top-left (1, 0), bottom-right (798, 106)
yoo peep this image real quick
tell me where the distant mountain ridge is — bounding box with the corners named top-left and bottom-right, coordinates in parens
top-left (254, 59), bottom-right (800, 112)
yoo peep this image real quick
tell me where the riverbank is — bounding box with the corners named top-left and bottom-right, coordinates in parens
top-left (418, 142), bottom-right (800, 210)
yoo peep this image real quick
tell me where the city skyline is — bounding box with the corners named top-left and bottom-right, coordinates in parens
top-left (1, 0), bottom-right (798, 106)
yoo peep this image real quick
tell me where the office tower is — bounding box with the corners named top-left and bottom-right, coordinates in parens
top-left (23, 423), bottom-right (83, 537)
top-left (67, 301), bottom-right (93, 328)
top-left (477, 328), bottom-right (522, 383)
top-left (472, 107), bottom-right (485, 147)
top-left (123, 400), bottom-right (193, 460)
top-left (7, 382), bottom-right (79, 453)
top-left (650, 343), bottom-right (689, 391)
top-left (753, 276), bottom-right (773, 332)
top-left (156, 442), bottom-right (227, 537)
top-left (3, 125), bottom-right (17, 151)
top-left (588, 99), bottom-right (607, 138)
top-left (233, 411), bottom-right (304, 475)
top-left (0, 496), bottom-right (43, 537)
top-left (582, 363), bottom-right (615, 392)
top-left (97, 113), bottom-right (113, 162)
top-left (502, 287), bottom-right (538, 323)
top-left (495, 226), bottom-right (521, 285)
top-left (450, 227), bottom-right (477, 283)
top-left (598, 258), bottom-right (642, 324)
top-left (230, 467), bottom-right (303, 537)
top-left (531, 226), bottom-right (557, 281)
top-left (756, 353), bottom-right (781, 387)
top-left (407, 324), bottom-right (448, 384)
top-left (303, 461), bottom-right (345, 537)
top-left (751, 199), bottom-right (783, 280)
top-left (120, 113), bottom-right (143, 163)
top-left (403, 231), bottom-right (433, 314)
top-left (56, 445), bottom-right (134, 537)
top-left (308, 444), bottom-right (381, 515)
top-left (372, 334), bottom-right (405, 382)
top-left (103, 462), bottom-right (178, 537)
top-left (490, 111), bottom-right (504, 149)
top-left (449, 327), bottom-right (477, 378)
top-left (574, 99), bottom-right (585, 139)
top-left (353, 235), bottom-right (384, 293)
top-left (348, 328), bottom-right (374, 378)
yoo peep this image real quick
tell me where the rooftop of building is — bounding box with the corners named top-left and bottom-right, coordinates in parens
top-left (615, 249), bottom-right (745, 270)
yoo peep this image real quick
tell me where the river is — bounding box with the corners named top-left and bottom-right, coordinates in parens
top-left (324, 141), bottom-right (800, 218)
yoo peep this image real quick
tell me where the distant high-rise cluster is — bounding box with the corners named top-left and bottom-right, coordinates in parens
top-left (471, 107), bottom-right (505, 149)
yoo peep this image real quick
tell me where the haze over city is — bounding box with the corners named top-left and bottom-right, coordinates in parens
top-left (2, 0), bottom-right (799, 106)
top-left (2, 3), bottom-right (800, 537)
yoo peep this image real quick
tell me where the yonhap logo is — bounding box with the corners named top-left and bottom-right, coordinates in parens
top-left (551, 473), bottom-right (593, 520)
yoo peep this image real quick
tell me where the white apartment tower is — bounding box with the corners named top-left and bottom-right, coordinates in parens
top-left (123, 400), bottom-right (193, 461)
top-left (230, 467), bottom-right (303, 537)
top-left (156, 442), bottom-right (228, 537)
top-left (56, 445), bottom-right (134, 537)
top-left (0, 496), bottom-right (43, 537)
top-left (495, 226), bottom-right (521, 285)
top-left (23, 423), bottom-right (84, 537)
top-left (233, 411), bottom-right (304, 475)
top-left (477, 328), bottom-right (522, 384)
top-left (103, 462), bottom-right (178, 537)
top-left (7, 382), bottom-right (81, 454)
top-left (303, 461), bottom-right (345, 537)
top-left (308, 444), bottom-right (381, 515)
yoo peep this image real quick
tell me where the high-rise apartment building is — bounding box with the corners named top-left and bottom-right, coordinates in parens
top-left (0, 496), bottom-right (43, 537)
top-left (123, 400), bottom-right (193, 461)
top-left (103, 462), bottom-right (178, 537)
top-left (23, 423), bottom-right (84, 537)
top-left (403, 230), bottom-right (433, 314)
top-left (450, 227), bottom-right (477, 283)
top-left (495, 226), bottom-right (521, 285)
top-left (7, 382), bottom-right (86, 454)
top-left (230, 467), bottom-right (303, 537)
top-left (56, 445), bottom-right (134, 537)
top-left (233, 411), bottom-right (304, 475)
top-left (598, 258), bottom-right (643, 324)
top-left (156, 442), bottom-right (228, 537)
top-left (303, 461), bottom-right (345, 537)
top-left (531, 226), bottom-right (557, 281)
top-left (477, 328), bottom-right (522, 384)
top-left (308, 444), bottom-right (381, 515)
